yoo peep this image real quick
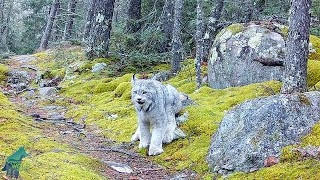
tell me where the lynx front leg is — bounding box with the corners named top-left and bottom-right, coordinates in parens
top-left (131, 128), bottom-right (140, 142)
top-left (163, 114), bottom-right (177, 144)
top-left (149, 122), bottom-right (165, 156)
top-left (139, 121), bottom-right (151, 149)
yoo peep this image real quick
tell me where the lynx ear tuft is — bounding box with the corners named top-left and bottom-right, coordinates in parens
top-left (131, 74), bottom-right (137, 84)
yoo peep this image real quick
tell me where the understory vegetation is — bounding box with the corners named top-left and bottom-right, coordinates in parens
top-left (0, 34), bottom-right (315, 179)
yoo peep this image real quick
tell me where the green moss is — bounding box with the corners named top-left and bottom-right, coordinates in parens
top-left (307, 60), bottom-right (320, 87)
top-left (0, 64), bottom-right (9, 82)
top-left (227, 118), bottom-right (320, 179)
top-left (0, 90), bottom-right (104, 179)
top-left (309, 35), bottom-right (320, 60)
top-left (229, 159), bottom-right (320, 179)
top-left (226, 23), bottom-right (245, 35)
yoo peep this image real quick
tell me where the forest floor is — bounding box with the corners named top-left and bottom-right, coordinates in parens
top-left (0, 54), bottom-right (195, 179)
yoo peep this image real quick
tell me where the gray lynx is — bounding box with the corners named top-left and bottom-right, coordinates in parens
top-left (131, 75), bottom-right (182, 156)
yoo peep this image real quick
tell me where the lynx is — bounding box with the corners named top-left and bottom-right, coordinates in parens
top-left (131, 75), bottom-right (182, 156)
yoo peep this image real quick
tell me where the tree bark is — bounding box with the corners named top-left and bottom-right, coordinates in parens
top-left (39, 0), bottom-right (60, 51)
top-left (202, 0), bottom-right (224, 62)
top-left (195, 0), bottom-right (204, 89)
top-left (86, 0), bottom-right (115, 59)
top-left (83, 0), bottom-right (96, 42)
top-left (171, 0), bottom-right (184, 74)
top-left (158, 0), bottom-right (174, 53)
top-left (0, 0), bottom-right (14, 54)
top-left (63, 0), bottom-right (77, 41)
top-left (281, 0), bottom-right (311, 94)
top-left (52, 2), bottom-right (61, 42)
top-left (126, 0), bottom-right (141, 33)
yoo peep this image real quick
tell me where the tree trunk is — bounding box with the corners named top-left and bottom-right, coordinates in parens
top-left (0, 0), bottom-right (7, 54)
top-left (159, 0), bottom-right (174, 53)
top-left (281, 0), bottom-right (311, 94)
top-left (83, 0), bottom-right (96, 42)
top-left (126, 0), bottom-right (141, 33)
top-left (202, 0), bottom-right (224, 62)
top-left (195, 0), bottom-right (204, 89)
top-left (52, 2), bottom-right (61, 42)
top-left (63, 0), bottom-right (77, 41)
top-left (171, 0), bottom-right (184, 74)
top-left (0, 0), bottom-right (13, 55)
top-left (39, 0), bottom-right (60, 51)
top-left (86, 0), bottom-right (115, 59)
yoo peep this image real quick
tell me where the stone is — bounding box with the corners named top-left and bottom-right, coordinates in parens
top-left (91, 63), bottom-right (107, 73)
top-left (207, 91), bottom-right (320, 174)
top-left (38, 87), bottom-right (57, 97)
top-left (104, 161), bottom-right (133, 173)
top-left (152, 71), bottom-right (171, 82)
top-left (208, 23), bottom-right (286, 89)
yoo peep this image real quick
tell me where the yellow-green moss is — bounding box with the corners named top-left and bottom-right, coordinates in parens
top-left (0, 91), bottom-right (104, 179)
top-left (226, 23), bottom-right (245, 35)
top-left (227, 119), bottom-right (320, 179)
top-left (307, 60), bottom-right (320, 87)
top-left (309, 35), bottom-right (320, 60)
top-left (0, 64), bottom-right (9, 82)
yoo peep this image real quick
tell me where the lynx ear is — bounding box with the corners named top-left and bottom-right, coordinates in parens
top-left (131, 74), bottom-right (137, 84)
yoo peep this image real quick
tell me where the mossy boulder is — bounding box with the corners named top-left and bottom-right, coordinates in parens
top-left (207, 92), bottom-right (320, 174)
top-left (209, 22), bottom-right (320, 89)
top-left (209, 22), bottom-right (285, 89)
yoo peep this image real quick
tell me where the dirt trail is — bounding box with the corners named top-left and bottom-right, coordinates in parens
top-left (1, 55), bottom-right (191, 179)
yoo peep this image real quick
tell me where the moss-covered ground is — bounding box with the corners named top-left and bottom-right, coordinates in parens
top-left (0, 70), bottom-right (104, 179)
top-left (2, 35), bottom-right (320, 179)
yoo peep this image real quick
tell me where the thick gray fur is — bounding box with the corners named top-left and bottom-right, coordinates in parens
top-left (131, 75), bottom-right (183, 156)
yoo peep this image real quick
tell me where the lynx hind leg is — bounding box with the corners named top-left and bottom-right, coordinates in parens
top-left (163, 114), bottom-right (177, 144)
top-left (131, 128), bottom-right (140, 142)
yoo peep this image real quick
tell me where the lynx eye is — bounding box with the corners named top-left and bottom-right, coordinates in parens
top-left (142, 91), bottom-right (148, 94)
top-left (133, 91), bottom-right (137, 94)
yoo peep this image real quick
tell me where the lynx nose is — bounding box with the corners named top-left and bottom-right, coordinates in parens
top-left (137, 98), bottom-right (142, 101)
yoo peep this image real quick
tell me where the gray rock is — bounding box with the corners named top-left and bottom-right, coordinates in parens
top-left (207, 91), bottom-right (320, 174)
top-left (208, 23), bottom-right (286, 89)
top-left (38, 87), bottom-right (57, 97)
top-left (152, 71), bottom-right (171, 82)
top-left (104, 161), bottom-right (133, 173)
top-left (91, 63), bottom-right (107, 73)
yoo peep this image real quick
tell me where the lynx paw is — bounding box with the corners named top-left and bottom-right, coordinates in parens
top-left (131, 133), bottom-right (140, 142)
top-left (148, 147), bottom-right (164, 156)
top-left (139, 142), bottom-right (149, 149)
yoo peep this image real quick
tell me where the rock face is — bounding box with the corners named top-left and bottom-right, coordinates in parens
top-left (207, 91), bottom-right (320, 174)
top-left (208, 23), bottom-right (286, 89)
top-left (91, 63), bottom-right (107, 73)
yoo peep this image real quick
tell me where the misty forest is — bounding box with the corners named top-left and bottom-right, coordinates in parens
top-left (0, 0), bottom-right (320, 179)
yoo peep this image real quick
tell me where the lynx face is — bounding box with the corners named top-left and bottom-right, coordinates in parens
top-left (131, 80), bottom-right (156, 111)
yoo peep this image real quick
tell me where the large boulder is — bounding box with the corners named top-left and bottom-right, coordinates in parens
top-left (207, 91), bottom-right (320, 174)
top-left (208, 23), bottom-right (286, 89)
